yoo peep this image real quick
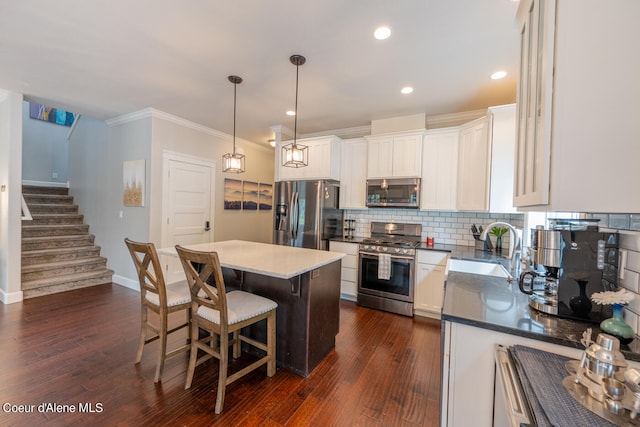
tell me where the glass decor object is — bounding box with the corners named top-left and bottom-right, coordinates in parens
top-left (282, 54), bottom-right (309, 168)
top-left (223, 75), bottom-right (245, 174)
top-left (600, 303), bottom-right (635, 345)
top-left (592, 289), bottom-right (636, 345)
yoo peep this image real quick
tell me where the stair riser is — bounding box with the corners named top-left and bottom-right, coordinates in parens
top-left (22, 249), bottom-right (102, 265)
top-left (28, 205), bottom-right (78, 214)
top-left (22, 186), bottom-right (69, 196)
top-left (22, 260), bottom-right (108, 282)
top-left (22, 226), bottom-right (90, 238)
top-left (22, 237), bottom-right (95, 251)
top-left (28, 216), bottom-right (84, 225)
top-left (23, 274), bottom-right (113, 298)
top-left (23, 195), bottom-right (74, 205)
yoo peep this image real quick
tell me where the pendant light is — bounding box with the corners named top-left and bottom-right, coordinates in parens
top-left (223, 75), bottom-right (245, 173)
top-left (282, 54), bottom-right (308, 168)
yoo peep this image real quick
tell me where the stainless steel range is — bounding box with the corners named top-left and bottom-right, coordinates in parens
top-left (357, 222), bottom-right (422, 317)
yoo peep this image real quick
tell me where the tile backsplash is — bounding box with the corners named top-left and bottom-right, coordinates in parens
top-left (344, 209), bottom-right (524, 246)
top-left (344, 209), bottom-right (640, 338)
top-left (615, 231), bottom-right (640, 337)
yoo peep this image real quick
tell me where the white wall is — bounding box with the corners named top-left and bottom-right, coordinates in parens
top-left (0, 90), bottom-right (24, 303)
top-left (67, 109), bottom-right (274, 288)
top-left (68, 114), bottom-right (148, 285)
top-left (149, 112), bottom-right (274, 245)
top-left (22, 102), bottom-right (70, 183)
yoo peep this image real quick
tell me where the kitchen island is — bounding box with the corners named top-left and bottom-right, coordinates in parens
top-left (440, 267), bottom-right (640, 427)
top-left (158, 240), bottom-right (345, 377)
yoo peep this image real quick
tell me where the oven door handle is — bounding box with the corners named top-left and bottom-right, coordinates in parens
top-left (495, 345), bottom-right (532, 426)
top-left (359, 252), bottom-right (414, 261)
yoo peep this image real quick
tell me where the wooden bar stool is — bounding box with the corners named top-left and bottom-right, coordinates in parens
top-left (124, 238), bottom-right (191, 383)
top-left (175, 245), bottom-right (277, 414)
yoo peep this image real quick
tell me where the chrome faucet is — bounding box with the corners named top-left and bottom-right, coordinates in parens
top-left (479, 222), bottom-right (522, 275)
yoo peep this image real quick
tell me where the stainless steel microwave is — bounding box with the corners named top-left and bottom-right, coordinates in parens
top-left (366, 178), bottom-right (420, 208)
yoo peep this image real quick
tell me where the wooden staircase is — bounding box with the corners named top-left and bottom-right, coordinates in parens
top-left (21, 185), bottom-right (113, 298)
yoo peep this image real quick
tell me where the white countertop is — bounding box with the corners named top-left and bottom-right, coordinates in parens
top-left (157, 240), bottom-right (345, 279)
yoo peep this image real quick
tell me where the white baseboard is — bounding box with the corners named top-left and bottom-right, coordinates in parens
top-left (112, 274), bottom-right (140, 292)
top-left (0, 288), bottom-right (24, 304)
top-left (340, 293), bottom-right (357, 303)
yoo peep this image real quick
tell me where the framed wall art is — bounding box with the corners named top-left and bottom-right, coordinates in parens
top-left (242, 181), bottom-right (259, 211)
top-left (123, 160), bottom-right (145, 207)
top-left (258, 183), bottom-right (273, 210)
top-left (224, 178), bottom-right (242, 210)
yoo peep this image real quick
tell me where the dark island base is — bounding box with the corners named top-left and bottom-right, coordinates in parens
top-left (241, 260), bottom-right (341, 377)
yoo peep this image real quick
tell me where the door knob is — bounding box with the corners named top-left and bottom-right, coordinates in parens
top-left (204, 221), bottom-right (211, 231)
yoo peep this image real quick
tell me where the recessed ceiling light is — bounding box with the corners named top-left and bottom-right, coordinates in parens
top-left (401, 86), bottom-right (414, 94)
top-left (491, 70), bottom-right (507, 80)
top-left (374, 26), bottom-right (391, 40)
top-left (286, 110), bottom-right (296, 116)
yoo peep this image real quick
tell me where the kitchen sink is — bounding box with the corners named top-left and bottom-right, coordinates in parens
top-left (446, 259), bottom-right (511, 278)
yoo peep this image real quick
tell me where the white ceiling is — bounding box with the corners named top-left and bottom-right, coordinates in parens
top-left (0, 0), bottom-right (520, 145)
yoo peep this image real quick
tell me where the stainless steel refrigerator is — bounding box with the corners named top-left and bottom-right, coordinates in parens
top-left (273, 180), bottom-right (343, 250)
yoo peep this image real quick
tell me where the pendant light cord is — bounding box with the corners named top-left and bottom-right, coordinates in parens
top-left (293, 63), bottom-right (299, 147)
top-left (232, 80), bottom-right (237, 154)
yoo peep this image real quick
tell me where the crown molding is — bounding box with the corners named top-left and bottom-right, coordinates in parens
top-left (426, 109), bottom-right (487, 129)
top-left (301, 125), bottom-right (371, 139)
top-left (106, 108), bottom-right (273, 154)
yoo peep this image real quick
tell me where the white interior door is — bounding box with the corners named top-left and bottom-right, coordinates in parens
top-left (162, 153), bottom-right (215, 283)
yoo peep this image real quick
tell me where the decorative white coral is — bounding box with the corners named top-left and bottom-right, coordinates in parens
top-left (580, 328), bottom-right (593, 348)
top-left (591, 289), bottom-right (635, 305)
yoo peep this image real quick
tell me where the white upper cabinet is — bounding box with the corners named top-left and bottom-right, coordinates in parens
top-left (339, 138), bottom-right (368, 209)
top-left (514, 0), bottom-right (640, 212)
top-left (421, 128), bottom-right (459, 211)
top-left (456, 117), bottom-right (490, 211)
top-left (274, 135), bottom-right (342, 182)
top-left (488, 104), bottom-right (517, 213)
top-left (366, 131), bottom-right (424, 179)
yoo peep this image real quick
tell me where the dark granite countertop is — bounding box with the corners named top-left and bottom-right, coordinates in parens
top-left (442, 270), bottom-right (640, 362)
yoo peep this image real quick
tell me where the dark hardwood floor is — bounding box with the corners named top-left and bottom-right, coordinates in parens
top-left (0, 284), bottom-right (441, 427)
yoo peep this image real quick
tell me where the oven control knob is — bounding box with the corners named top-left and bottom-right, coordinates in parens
top-left (394, 248), bottom-right (401, 253)
top-left (381, 246), bottom-right (387, 252)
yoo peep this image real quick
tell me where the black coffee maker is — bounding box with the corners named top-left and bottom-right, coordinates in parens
top-left (519, 219), bottom-right (619, 323)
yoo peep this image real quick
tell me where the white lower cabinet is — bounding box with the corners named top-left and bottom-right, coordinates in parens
top-left (441, 321), bottom-right (586, 427)
top-left (414, 250), bottom-right (449, 318)
top-left (329, 241), bottom-right (358, 301)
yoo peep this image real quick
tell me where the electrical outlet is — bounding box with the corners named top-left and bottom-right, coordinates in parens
top-left (52, 172), bottom-right (58, 179)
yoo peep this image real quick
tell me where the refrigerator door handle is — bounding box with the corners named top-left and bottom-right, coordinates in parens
top-left (292, 191), bottom-right (300, 240)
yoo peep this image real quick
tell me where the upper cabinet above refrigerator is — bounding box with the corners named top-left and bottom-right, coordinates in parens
top-left (514, 0), bottom-right (640, 212)
top-left (274, 135), bottom-right (342, 182)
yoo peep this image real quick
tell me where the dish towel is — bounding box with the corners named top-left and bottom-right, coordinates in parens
top-left (378, 254), bottom-right (391, 280)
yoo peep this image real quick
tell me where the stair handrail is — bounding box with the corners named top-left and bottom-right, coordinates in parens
top-left (21, 195), bottom-right (32, 221)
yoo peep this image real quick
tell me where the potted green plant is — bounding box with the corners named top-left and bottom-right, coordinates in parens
top-left (489, 227), bottom-right (509, 252)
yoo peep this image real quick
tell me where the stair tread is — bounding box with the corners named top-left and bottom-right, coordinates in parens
top-left (30, 213), bottom-right (83, 217)
top-left (22, 223), bottom-right (88, 229)
top-left (22, 235), bottom-right (94, 241)
top-left (22, 245), bottom-right (101, 256)
top-left (22, 269), bottom-right (114, 288)
top-left (22, 256), bottom-right (107, 271)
